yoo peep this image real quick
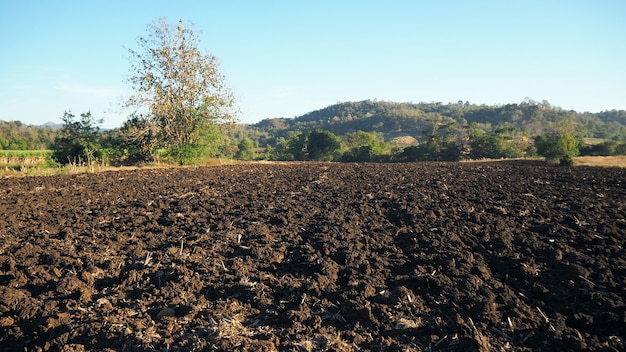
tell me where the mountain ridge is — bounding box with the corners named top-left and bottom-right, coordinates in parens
top-left (251, 99), bottom-right (626, 143)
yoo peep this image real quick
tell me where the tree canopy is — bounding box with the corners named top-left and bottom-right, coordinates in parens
top-left (52, 111), bottom-right (103, 166)
top-left (534, 120), bottom-right (582, 165)
top-left (124, 18), bottom-right (236, 164)
top-left (252, 100), bottom-right (626, 143)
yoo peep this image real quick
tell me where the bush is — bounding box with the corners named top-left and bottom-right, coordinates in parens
top-left (534, 121), bottom-right (581, 165)
top-left (307, 130), bottom-right (342, 161)
top-left (394, 138), bottom-right (461, 162)
top-left (52, 111), bottom-right (103, 166)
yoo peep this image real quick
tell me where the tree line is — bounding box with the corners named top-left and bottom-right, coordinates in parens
top-left (262, 120), bottom-right (609, 166)
top-left (0, 120), bottom-right (57, 150)
top-left (7, 104), bottom-right (618, 168)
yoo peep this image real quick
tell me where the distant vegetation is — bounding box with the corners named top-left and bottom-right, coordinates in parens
top-left (251, 99), bottom-right (626, 144)
top-left (4, 18), bottom-right (626, 170)
top-left (2, 99), bottom-right (626, 170)
top-left (0, 120), bottom-right (58, 150)
top-left (249, 99), bottom-right (626, 164)
top-left (5, 18), bottom-right (626, 170)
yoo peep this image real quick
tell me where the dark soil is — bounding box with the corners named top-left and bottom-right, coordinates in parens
top-left (0, 162), bottom-right (625, 351)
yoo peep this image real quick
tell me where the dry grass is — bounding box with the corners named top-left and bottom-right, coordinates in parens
top-left (461, 157), bottom-right (543, 163)
top-left (215, 314), bottom-right (253, 340)
top-left (574, 156), bottom-right (626, 168)
top-left (394, 317), bottom-right (423, 329)
top-left (0, 157), bottom-right (238, 178)
top-left (463, 156), bottom-right (626, 168)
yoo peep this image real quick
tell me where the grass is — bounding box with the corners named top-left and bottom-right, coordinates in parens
top-left (0, 150), bottom-right (53, 158)
top-left (0, 155), bottom-right (237, 178)
top-left (0, 150), bottom-right (57, 177)
top-left (463, 156), bottom-right (626, 168)
top-left (583, 138), bottom-right (607, 145)
top-left (574, 155), bottom-right (626, 168)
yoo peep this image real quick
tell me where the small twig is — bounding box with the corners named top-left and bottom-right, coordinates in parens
top-left (574, 216), bottom-right (589, 226)
top-left (179, 238), bottom-right (184, 256)
top-left (433, 335), bottom-right (447, 347)
top-left (520, 331), bottom-right (534, 344)
top-left (578, 275), bottom-right (595, 287)
top-left (144, 252), bottom-right (152, 266)
top-left (468, 317), bottom-right (478, 332)
top-left (536, 307), bottom-right (549, 323)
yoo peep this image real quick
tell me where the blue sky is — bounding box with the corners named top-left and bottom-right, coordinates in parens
top-left (1, 1), bottom-right (625, 128)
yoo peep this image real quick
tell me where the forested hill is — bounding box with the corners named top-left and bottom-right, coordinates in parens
top-left (0, 120), bottom-right (58, 150)
top-left (252, 100), bottom-right (626, 143)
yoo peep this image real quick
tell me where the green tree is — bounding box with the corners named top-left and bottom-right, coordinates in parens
top-left (0, 134), bottom-right (8, 149)
top-left (341, 131), bottom-right (388, 161)
top-left (468, 126), bottom-right (525, 159)
top-left (268, 130), bottom-right (342, 161)
top-left (287, 132), bottom-right (308, 160)
top-left (235, 138), bottom-right (254, 160)
top-left (579, 140), bottom-right (619, 156)
top-left (414, 121), bottom-right (462, 161)
top-left (171, 122), bottom-right (225, 164)
top-left (52, 111), bottom-right (103, 166)
top-left (535, 120), bottom-right (581, 165)
top-left (306, 130), bottom-right (342, 161)
top-left (124, 18), bottom-right (236, 165)
top-left (270, 137), bottom-right (294, 160)
top-left (394, 122), bottom-right (462, 162)
top-left (7, 137), bottom-right (28, 150)
top-left (121, 115), bottom-right (160, 161)
top-left (96, 129), bottom-right (127, 166)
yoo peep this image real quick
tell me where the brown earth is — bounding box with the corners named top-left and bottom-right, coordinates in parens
top-left (0, 162), bottom-right (625, 351)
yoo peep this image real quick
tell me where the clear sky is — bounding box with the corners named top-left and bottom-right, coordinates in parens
top-left (1, 1), bottom-right (625, 128)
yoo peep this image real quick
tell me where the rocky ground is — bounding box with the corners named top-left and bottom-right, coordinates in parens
top-left (0, 162), bottom-right (624, 351)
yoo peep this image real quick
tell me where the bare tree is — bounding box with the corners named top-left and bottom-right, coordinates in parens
top-left (124, 18), bottom-right (236, 164)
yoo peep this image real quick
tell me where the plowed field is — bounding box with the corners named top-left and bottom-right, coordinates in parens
top-left (1, 162), bottom-right (625, 351)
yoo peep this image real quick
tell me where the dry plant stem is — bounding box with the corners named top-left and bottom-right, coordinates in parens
top-left (468, 317), bottom-right (478, 332)
top-left (536, 307), bottom-right (549, 323)
top-left (144, 252), bottom-right (152, 266)
top-left (578, 275), bottom-right (595, 286)
top-left (536, 307), bottom-right (557, 332)
top-left (433, 335), bottom-right (447, 347)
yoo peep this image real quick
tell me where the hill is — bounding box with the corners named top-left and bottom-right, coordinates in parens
top-left (0, 120), bottom-right (58, 150)
top-left (251, 100), bottom-right (626, 145)
top-left (39, 121), bottom-right (63, 130)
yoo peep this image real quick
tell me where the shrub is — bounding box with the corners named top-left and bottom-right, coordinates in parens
top-left (534, 120), bottom-right (581, 165)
